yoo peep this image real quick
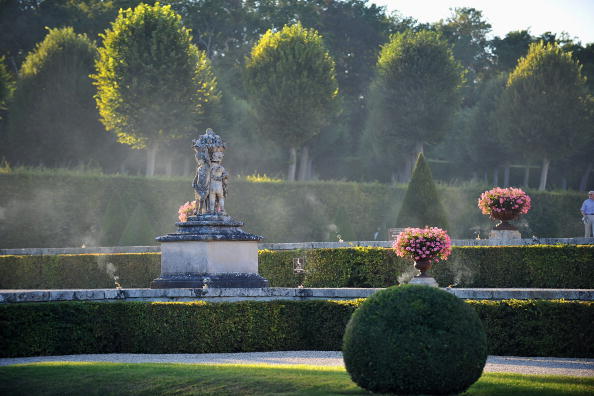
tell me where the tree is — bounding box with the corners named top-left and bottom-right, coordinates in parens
top-left (490, 30), bottom-right (534, 72)
top-left (396, 153), bottom-right (449, 231)
top-left (0, 56), bottom-right (14, 120)
top-left (3, 27), bottom-right (117, 168)
top-left (364, 30), bottom-right (464, 181)
top-left (496, 42), bottom-right (594, 190)
top-left (244, 23), bottom-right (339, 181)
top-left (93, 3), bottom-right (221, 176)
top-left (435, 7), bottom-right (492, 77)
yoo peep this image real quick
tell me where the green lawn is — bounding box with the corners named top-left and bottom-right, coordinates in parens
top-left (0, 362), bottom-right (592, 395)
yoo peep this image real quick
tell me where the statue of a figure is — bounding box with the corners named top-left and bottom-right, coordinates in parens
top-left (192, 146), bottom-right (210, 215)
top-left (191, 128), bottom-right (228, 215)
top-left (209, 148), bottom-right (228, 214)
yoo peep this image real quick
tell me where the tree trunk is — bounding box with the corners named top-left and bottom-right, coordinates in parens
top-left (297, 146), bottom-right (309, 181)
top-left (146, 143), bottom-right (158, 177)
top-left (579, 162), bottom-right (592, 192)
top-left (503, 164), bottom-right (510, 187)
top-left (306, 156), bottom-right (314, 180)
top-left (492, 168), bottom-right (499, 186)
top-left (538, 158), bottom-right (550, 191)
top-left (288, 147), bottom-right (297, 181)
top-left (561, 177), bottom-right (568, 190)
top-left (164, 157), bottom-right (173, 177)
top-left (523, 167), bottom-right (530, 188)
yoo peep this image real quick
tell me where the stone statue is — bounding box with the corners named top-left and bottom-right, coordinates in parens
top-left (192, 146), bottom-right (210, 215)
top-left (191, 128), bottom-right (228, 215)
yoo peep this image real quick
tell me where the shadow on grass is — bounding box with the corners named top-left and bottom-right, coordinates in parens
top-left (0, 362), bottom-right (592, 395)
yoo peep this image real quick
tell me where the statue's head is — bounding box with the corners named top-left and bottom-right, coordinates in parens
top-left (193, 128), bottom-right (226, 161)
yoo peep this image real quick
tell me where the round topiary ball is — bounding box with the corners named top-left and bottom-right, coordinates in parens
top-left (342, 284), bottom-right (487, 395)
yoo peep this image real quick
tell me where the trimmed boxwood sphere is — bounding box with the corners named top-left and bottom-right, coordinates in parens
top-left (342, 284), bottom-right (487, 394)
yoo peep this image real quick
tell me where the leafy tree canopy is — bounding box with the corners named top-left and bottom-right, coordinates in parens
top-left (92, 2), bottom-right (220, 149)
top-left (366, 29), bottom-right (464, 160)
top-left (244, 23), bottom-right (339, 149)
top-left (4, 27), bottom-right (117, 167)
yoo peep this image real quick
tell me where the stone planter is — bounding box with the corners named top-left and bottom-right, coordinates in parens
top-left (490, 210), bottom-right (520, 231)
top-left (409, 259), bottom-right (438, 287)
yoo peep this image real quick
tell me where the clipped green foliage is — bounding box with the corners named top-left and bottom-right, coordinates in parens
top-left (396, 152), bottom-right (449, 229)
top-left (0, 253), bottom-right (160, 289)
top-left (365, 30), bottom-right (464, 176)
top-left (93, 3), bottom-right (220, 149)
top-left (5, 27), bottom-right (114, 167)
top-left (0, 171), bottom-right (587, 249)
top-left (259, 245), bottom-right (594, 289)
top-left (99, 194), bottom-right (130, 246)
top-left (245, 23), bottom-right (338, 148)
top-left (0, 299), bottom-right (592, 358)
top-left (343, 285), bottom-right (487, 394)
top-left (118, 202), bottom-right (156, 246)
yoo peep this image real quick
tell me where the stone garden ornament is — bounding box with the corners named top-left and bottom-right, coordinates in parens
top-left (151, 129), bottom-right (268, 289)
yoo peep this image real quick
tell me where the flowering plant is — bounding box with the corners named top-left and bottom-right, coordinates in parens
top-left (178, 201), bottom-right (196, 222)
top-left (393, 227), bottom-right (452, 263)
top-left (477, 187), bottom-right (531, 217)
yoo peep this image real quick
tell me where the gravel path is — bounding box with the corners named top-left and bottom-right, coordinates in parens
top-left (1, 352), bottom-right (593, 377)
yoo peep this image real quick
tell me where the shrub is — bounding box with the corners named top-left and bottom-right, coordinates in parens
top-left (396, 153), bottom-right (449, 230)
top-left (0, 253), bottom-right (160, 289)
top-left (260, 245), bottom-right (594, 289)
top-left (0, 171), bottom-right (586, 249)
top-left (0, 299), bottom-right (591, 358)
top-left (342, 285), bottom-right (487, 394)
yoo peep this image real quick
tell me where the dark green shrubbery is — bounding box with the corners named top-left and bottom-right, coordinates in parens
top-left (260, 245), bottom-right (594, 289)
top-left (0, 299), bottom-right (592, 358)
top-left (0, 253), bottom-right (160, 289)
top-left (342, 285), bottom-right (487, 394)
top-left (0, 171), bottom-right (586, 248)
top-left (396, 153), bottom-right (449, 230)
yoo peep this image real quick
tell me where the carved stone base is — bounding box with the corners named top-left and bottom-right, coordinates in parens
top-left (409, 276), bottom-right (439, 287)
top-left (489, 229), bottom-right (521, 241)
top-left (152, 214), bottom-right (267, 289)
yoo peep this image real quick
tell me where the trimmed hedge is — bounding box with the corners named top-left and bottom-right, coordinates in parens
top-left (0, 170), bottom-right (586, 248)
top-left (259, 245), bottom-right (594, 288)
top-left (0, 254), bottom-right (160, 289)
top-left (1, 245), bottom-right (593, 289)
top-left (0, 299), bottom-right (592, 358)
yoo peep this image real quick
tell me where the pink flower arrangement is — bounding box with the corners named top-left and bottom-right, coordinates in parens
top-left (477, 187), bottom-right (531, 217)
top-left (178, 201), bottom-right (196, 222)
top-left (393, 227), bottom-right (452, 263)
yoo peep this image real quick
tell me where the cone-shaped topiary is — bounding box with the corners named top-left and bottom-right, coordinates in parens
top-left (396, 153), bottom-right (449, 230)
top-left (342, 284), bottom-right (487, 394)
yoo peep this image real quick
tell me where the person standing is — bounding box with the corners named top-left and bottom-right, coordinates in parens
top-left (581, 191), bottom-right (594, 237)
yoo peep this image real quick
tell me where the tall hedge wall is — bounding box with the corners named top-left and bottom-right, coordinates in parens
top-left (0, 170), bottom-right (586, 248)
top-left (1, 245), bottom-right (593, 289)
top-left (259, 245), bottom-right (594, 289)
top-left (0, 299), bottom-right (592, 358)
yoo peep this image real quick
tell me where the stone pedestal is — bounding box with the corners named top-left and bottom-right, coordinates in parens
top-left (151, 214), bottom-right (268, 288)
top-left (489, 229), bottom-right (521, 241)
top-left (409, 276), bottom-right (439, 287)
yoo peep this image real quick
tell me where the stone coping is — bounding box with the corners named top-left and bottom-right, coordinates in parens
top-left (1, 237), bottom-right (593, 256)
top-left (0, 287), bottom-right (592, 304)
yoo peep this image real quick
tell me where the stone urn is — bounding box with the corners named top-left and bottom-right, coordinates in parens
top-left (490, 210), bottom-right (520, 231)
top-left (409, 259), bottom-right (438, 287)
top-left (414, 259), bottom-right (433, 277)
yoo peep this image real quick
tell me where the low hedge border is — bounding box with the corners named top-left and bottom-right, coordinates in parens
top-left (259, 245), bottom-right (594, 288)
top-left (1, 245), bottom-right (593, 289)
top-left (0, 299), bottom-right (592, 358)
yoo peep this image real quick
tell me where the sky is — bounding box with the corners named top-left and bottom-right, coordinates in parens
top-left (371, 0), bottom-right (594, 44)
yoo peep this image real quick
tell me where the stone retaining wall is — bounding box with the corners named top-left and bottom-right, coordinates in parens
top-left (1, 287), bottom-right (592, 304)
top-left (1, 237), bottom-right (593, 256)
